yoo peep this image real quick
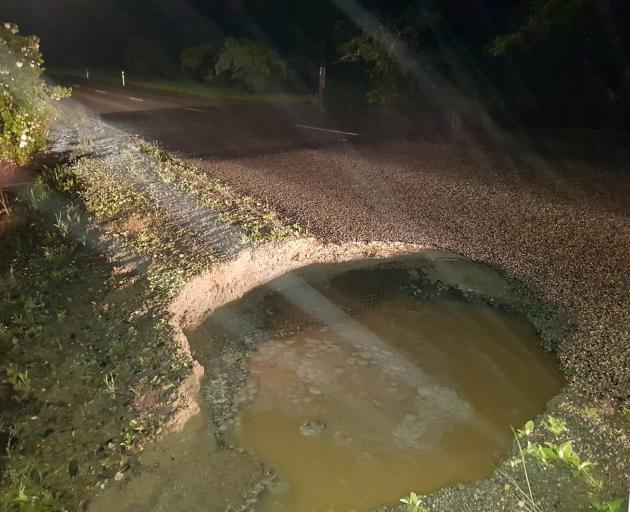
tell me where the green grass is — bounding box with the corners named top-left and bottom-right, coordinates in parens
top-left (47, 68), bottom-right (315, 105)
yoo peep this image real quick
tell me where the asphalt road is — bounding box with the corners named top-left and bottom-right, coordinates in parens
top-left (59, 76), bottom-right (629, 397)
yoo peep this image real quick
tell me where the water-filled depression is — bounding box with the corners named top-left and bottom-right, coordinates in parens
top-left (196, 255), bottom-right (564, 512)
top-left (91, 254), bottom-right (564, 512)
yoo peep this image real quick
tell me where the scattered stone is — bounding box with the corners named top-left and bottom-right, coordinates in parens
top-left (299, 420), bottom-right (327, 438)
top-left (307, 386), bottom-right (322, 395)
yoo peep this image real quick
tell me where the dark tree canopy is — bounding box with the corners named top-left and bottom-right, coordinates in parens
top-left (1, 0), bottom-right (629, 127)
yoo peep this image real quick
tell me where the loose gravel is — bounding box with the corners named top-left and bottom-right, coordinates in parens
top-left (194, 138), bottom-right (629, 401)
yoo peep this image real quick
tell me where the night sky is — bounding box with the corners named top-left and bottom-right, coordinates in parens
top-left (0, 0), bottom-right (522, 68)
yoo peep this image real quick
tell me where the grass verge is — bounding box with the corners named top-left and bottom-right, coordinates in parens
top-left (0, 133), bottom-right (304, 510)
top-left (48, 69), bottom-right (314, 105)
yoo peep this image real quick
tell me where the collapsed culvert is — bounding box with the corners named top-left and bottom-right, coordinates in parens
top-left (170, 239), bottom-right (567, 512)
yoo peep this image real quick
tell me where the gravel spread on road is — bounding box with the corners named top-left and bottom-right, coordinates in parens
top-left (193, 139), bottom-right (630, 401)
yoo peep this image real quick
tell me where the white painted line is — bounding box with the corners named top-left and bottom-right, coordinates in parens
top-left (294, 124), bottom-right (359, 136)
top-left (184, 107), bottom-right (204, 112)
top-left (128, 97), bottom-right (144, 102)
top-left (94, 89), bottom-right (107, 94)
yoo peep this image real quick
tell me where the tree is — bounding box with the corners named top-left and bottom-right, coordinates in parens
top-left (338, 8), bottom-right (444, 105)
top-left (488, 0), bottom-right (630, 122)
top-left (0, 22), bottom-right (69, 164)
top-left (214, 37), bottom-right (286, 90)
top-left (180, 44), bottom-right (218, 81)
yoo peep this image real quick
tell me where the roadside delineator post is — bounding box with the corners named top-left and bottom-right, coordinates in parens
top-left (86, 69), bottom-right (89, 79)
top-left (121, 70), bottom-right (126, 87)
top-left (319, 64), bottom-right (326, 111)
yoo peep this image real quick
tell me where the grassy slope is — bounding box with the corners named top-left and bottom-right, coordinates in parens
top-left (0, 135), bottom-right (303, 510)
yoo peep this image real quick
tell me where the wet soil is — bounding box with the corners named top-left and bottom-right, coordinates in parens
top-left (0, 207), bottom-right (191, 508)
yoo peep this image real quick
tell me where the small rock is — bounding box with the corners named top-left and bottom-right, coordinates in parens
top-left (299, 420), bottom-right (327, 437)
top-left (269, 479), bottom-right (291, 495)
top-left (114, 471), bottom-right (125, 481)
top-left (307, 386), bottom-right (322, 395)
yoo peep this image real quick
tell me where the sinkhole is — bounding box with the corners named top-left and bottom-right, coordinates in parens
top-left (184, 251), bottom-right (565, 512)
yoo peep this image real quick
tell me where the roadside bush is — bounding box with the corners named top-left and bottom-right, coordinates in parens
top-left (180, 44), bottom-right (218, 81)
top-left (487, 0), bottom-right (630, 124)
top-left (214, 37), bottom-right (286, 90)
top-left (337, 9), bottom-right (446, 106)
top-left (339, 33), bottom-right (409, 105)
top-left (0, 22), bottom-right (69, 165)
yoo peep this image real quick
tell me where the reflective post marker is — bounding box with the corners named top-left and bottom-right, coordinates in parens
top-left (86, 69), bottom-right (89, 79)
top-left (318, 64), bottom-right (326, 110)
top-left (121, 70), bottom-right (126, 87)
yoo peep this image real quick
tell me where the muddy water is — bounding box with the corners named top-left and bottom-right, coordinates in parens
top-left (229, 295), bottom-right (563, 512)
top-left (89, 256), bottom-right (565, 512)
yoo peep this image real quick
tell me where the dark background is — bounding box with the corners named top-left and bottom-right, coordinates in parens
top-left (3, 0), bottom-right (630, 129)
top-left (0, 1), bottom-right (524, 69)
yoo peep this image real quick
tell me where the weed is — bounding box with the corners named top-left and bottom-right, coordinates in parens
top-left (53, 212), bottom-right (69, 237)
top-left (27, 181), bottom-right (50, 210)
top-left (543, 416), bottom-right (567, 435)
top-left (3, 364), bottom-right (32, 401)
top-left (500, 432), bottom-right (543, 512)
top-left (0, 468), bottom-right (68, 512)
top-left (518, 419), bottom-right (535, 437)
top-left (22, 296), bottom-right (41, 321)
top-left (0, 189), bottom-right (13, 216)
top-left (522, 439), bottom-right (601, 489)
top-left (574, 406), bottom-right (600, 420)
top-left (400, 492), bottom-right (428, 512)
top-left (103, 372), bottom-right (116, 398)
top-left (591, 498), bottom-right (624, 512)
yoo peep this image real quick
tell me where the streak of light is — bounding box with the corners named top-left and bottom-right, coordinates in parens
top-left (294, 124), bottom-right (360, 136)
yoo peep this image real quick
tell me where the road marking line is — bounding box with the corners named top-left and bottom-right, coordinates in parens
top-left (94, 89), bottom-right (107, 94)
top-left (128, 97), bottom-right (144, 102)
top-left (184, 107), bottom-right (204, 112)
top-left (294, 124), bottom-right (359, 136)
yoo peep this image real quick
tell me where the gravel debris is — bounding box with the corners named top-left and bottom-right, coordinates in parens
top-left (195, 139), bottom-right (630, 400)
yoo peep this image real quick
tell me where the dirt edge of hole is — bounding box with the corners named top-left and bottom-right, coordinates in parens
top-left (166, 238), bottom-right (428, 432)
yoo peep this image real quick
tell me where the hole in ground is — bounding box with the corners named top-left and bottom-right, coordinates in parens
top-left (89, 244), bottom-right (566, 512)
top-left (188, 254), bottom-right (565, 512)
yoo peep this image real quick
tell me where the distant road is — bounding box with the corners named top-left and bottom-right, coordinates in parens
top-left (52, 75), bottom-right (380, 159)
top-left (52, 76), bottom-right (216, 114)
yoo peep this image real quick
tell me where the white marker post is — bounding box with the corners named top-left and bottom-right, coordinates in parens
top-left (318, 64), bottom-right (326, 111)
top-left (121, 70), bottom-right (126, 87)
top-left (86, 69), bottom-right (89, 79)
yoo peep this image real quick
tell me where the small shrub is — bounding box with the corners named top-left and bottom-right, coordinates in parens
top-left (0, 22), bottom-right (69, 164)
top-left (214, 37), bottom-right (286, 90)
top-left (180, 44), bottom-right (218, 81)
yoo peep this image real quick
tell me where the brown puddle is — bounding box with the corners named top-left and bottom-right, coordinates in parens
top-left (230, 295), bottom-right (563, 512)
top-left (90, 254), bottom-right (565, 512)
